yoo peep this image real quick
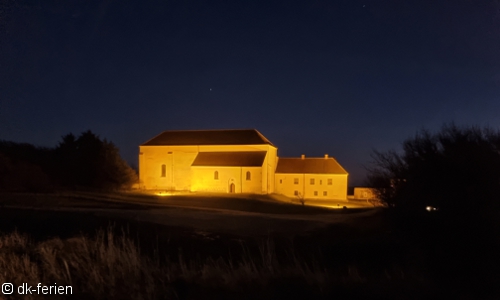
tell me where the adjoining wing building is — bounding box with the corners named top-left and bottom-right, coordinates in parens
top-left (139, 129), bottom-right (348, 200)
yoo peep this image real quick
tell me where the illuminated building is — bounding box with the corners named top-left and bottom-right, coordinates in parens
top-left (139, 129), bottom-right (348, 200)
top-left (275, 154), bottom-right (348, 200)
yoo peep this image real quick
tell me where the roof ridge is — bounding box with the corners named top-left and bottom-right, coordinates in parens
top-left (159, 128), bottom-right (257, 133)
top-left (275, 156), bottom-right (348, 175)
top-left (141, 129), bottom-right (274, 146)
top-left (198, 151), bottom-right (267, 153)
top-left (254, 129), bottom-right (275, 146)
top-left (279, 157), bottom-right (336, 159)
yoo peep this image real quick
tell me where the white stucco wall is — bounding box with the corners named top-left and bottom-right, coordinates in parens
top-left (275, 173), bottom-right (348, 200)
top-left (139, 144), bottom-right (276, 192)
top-left (191, 166), bottom-right (263, 193)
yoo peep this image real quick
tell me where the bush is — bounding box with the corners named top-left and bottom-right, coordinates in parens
top-left (366, 124), bottom-right (500, 219)
top-left (0, 153), bottom-right (53, 192)
top-left (365, 124), bottom-right (500, 289)
top-left (0, 130), bottom-right (138, 192)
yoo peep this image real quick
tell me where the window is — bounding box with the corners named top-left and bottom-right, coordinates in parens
top-left (161, 164), bottom-right (166, 177)
top-left (310, 178), bottom-right (315, 185)
top-left (327, 179), bottom-right (332, 185)
top-left (294, 190), bottom-right (298, 196)
top-left (314, 191), bottom-right (318, 196)
top-left (279, 179), bottom-right (282, 184)
top-left (294, 178), bottom-right (299, 184)
top-left (319, 180), bottom-right (322, 185)
top-left (323, 191), bottom-right (327, 196)
top-left (214, 171), bottom-right (219, 180)
top-left (246, 171), bottom-right (251, 181)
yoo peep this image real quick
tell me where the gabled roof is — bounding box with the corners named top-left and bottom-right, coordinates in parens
top-left (275, 157), bottom-right (348, 174)
top-left (141, 129), bottom-right (274, 146)
top-left (191, 151), bottom-right (267, 167)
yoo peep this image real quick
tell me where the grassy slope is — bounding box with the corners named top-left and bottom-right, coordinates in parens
top-left (0, 190), bottom-right (375, 212)
top-left (0, 192), bottom-right (494, 299)
top-left (0, 192), bottom-right (378, 238)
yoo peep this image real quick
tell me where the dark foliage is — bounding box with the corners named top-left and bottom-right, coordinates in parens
top-left (366, 124), bottom-right (500, 217)
top-left (0, 141), bottom-right (54, 192)
top-left (0, 152), bottom-right (53, 192)
top-left (365, 124), bottom-right (500, 290)
top-left (54, 130), bottom-right (138, 190)
top-left (0, 130), bottom-right (137, 191)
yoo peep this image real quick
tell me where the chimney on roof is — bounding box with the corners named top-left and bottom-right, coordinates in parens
top-left (324, 154), bottom-right (329, 159)
top-left (301, 154), bottom-right (305, 160)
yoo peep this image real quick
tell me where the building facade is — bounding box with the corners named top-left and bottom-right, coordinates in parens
top-left (139, 129), bottom-right (348, 200)
top-left (353, 187), bottom-right (378, 200)
top-left (274, 155), bottom-right (348, 200)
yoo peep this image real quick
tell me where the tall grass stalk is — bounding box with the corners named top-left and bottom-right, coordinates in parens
top-left (0, 228), bottom-right (425, 299)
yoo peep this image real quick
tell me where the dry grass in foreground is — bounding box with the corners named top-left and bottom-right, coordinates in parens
top-left (0, 228), bottom-right (430, 300)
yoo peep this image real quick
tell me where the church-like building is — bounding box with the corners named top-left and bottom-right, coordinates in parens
top-left (139, 129), bottom-right (348, 200)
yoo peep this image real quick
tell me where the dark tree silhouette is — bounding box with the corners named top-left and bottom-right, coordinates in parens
top-left (94, 139), bottom-right (138, 190)
top-left (54, 133), bottom-right (78, 186)
top-left (366, 124), bottom-right (500, 290)
top-left (0, 142), bottom-right (53, 192)
top-left (56, 130), bottom-right (137, 190)
top-left (0, 130), bottom-right (137, 191)
top-left (366, 124), bottom-right (500, 218)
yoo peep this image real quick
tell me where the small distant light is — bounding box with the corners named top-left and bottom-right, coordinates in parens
top-left (426, 206), bottom-right (438, 211)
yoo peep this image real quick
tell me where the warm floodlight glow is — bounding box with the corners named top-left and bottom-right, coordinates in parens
top-left (139, 131), bottom-right (348, 199)
top-left (426, 206), bottom-right (438, 212)
top-left (157, 191), bottom-right (172, 196)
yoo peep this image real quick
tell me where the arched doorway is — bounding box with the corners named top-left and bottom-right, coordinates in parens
top-left (229, 183), bottom-right (235, 193)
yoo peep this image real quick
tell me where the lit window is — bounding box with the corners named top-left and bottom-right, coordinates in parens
top-left (327, 179), bottom-right (332, 185)
top-left (214, 171), bottom-right (219, 180)
top-left (294, 190), bottom-right (298, 196)
top-left (314, 191), bottom-right (318, 196)
top-left (310, 178), bottom-right (315, 185)
top-left (161, 164), bottom-right (166, 177)
top-left (294, 178), bottom-right (299, 184)
top-left (246, 171), bottom-right (251, 181)
top-left (323, 191), bottom-right (327, 196)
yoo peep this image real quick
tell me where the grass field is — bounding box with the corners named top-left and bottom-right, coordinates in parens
top-left (0, 191), bottom-right (496, 299)
top-left (0, 191), bottom-right (378, 237)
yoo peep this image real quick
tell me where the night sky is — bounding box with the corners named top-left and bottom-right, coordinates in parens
top-left (1, 0), bottom-right (499, 185)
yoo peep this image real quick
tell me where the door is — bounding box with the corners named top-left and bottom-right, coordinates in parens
top-left (229, 183), bottom-right (235, 193)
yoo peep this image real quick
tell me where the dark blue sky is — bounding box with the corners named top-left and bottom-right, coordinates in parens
top-left (1, 0), bottom-right (499, 185)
